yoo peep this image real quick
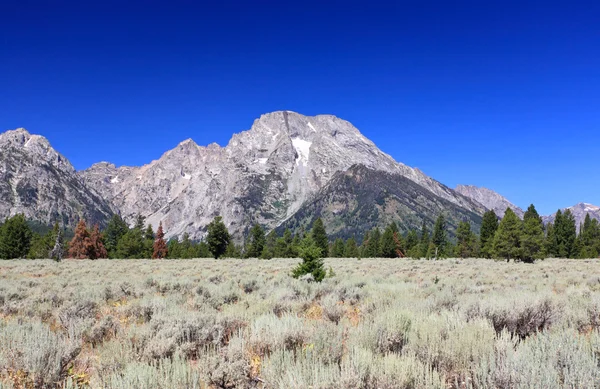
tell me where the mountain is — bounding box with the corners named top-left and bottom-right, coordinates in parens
top-left (80, 111), bottom-right (483, 240)
top-left (277, 164), bottom-right (485, 240)
top-left (542, 203), bottom-right (600, 230)
top-left (0, 128), bottom-right (114, 228)
top-left (455, 185), bottom-right (524, 218)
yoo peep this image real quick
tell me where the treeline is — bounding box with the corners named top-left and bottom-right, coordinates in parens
top-left (1, 204), bottom-right (599, 260)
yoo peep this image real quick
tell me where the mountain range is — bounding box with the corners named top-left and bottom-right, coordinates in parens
top-left (1, 111), bottom-right (598, 241)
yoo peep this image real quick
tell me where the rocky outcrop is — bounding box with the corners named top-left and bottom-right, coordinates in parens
top-left (0, 128), bottom-right (114, 227)
top-left (455, 185), bottom-right (525, 219)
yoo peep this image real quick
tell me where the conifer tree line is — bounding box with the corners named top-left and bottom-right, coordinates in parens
top-left (1, 205), bottom-right (599, 260)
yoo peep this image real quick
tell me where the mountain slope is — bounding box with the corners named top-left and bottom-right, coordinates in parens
top-left (542, 203), bottom-right (600, 230)
top-left (455, 185), bottom-right (524, 218)
top-left (80, 111), bottom-right (483, 240)
top-left (278, 164), bottom-right (485, 240)
top-left (0, 129), bottom-right (114, 227)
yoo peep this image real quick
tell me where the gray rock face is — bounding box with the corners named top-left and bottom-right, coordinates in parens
top-left (279, 164), bottom-right (486, 240)
top-left (542, 203), bottom-right (600, 230)
top-left (455, 185), bottom-right (525, 219)
top-left (0, 128), bottom-right (114, 227)
top-left (80, 111), bottom-right (483, 240)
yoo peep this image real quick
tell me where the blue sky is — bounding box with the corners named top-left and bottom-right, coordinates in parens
top-left (1, 1), bottom-right (599, 215)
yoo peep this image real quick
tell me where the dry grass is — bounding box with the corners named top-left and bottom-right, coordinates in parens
top-left (0, 258), bottom-right (599, 388)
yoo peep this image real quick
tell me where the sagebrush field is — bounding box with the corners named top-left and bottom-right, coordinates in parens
top-left (1, 258), bottom-right (600, 389)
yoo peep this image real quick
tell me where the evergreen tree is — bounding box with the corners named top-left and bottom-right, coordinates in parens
top-left (261, 230), bottom-right (277, 259)
top-left (0, 214), bottom-right (33, 259)
top-left (275, 229), bottom-right (294, 258)
top-left (405, 229), bottom-right (419, 254)
top-left (493, 208), bottom-right (523, 261)
top-left (291, 236), bottom-right (326, 282)
top-left (344, 236), bottom-right (359, 258)
top-left (362, 228), bottom-right (381, 257)
top-left (432, 214), bottom-right (448, 259)
top-left (555, 209), bottom-right (577, 258)
top-left (206, 216), bottom-right (230, 259)
top-left (545, 222), bottom-right (557, 257)
top-left (418, 221), bottom-right (430, 259)
top-left (245, 224), bottom-right (266, 258)
top-left (521, 204), bottom-right (545, 262)
top-left (330, 238), bottom-right (345, 258)
top-left (455, 221), bottom-right (477, 259)
top-left (479, 210), bottom-right (498, 259)
top-left (104, 214), bottom-right (129, 257)
top-left (28, 222), bottom-right (61, 259)
top-left (291, 232), bottom-right (302, 258)
top-left (69, 220), bottom-right (93, 259)
top-left (152, 222), bottom-right (168, 259)
top-left (311, 218), bottom-right (329, 257)
top-left (225, 241), bottom-right (241, 258)
top-left (116, 226), bottom-right (145, 259)
top-left (380, 222), bottom-right (401, 258)
top-left (578, 214), bottom-right (600, 258)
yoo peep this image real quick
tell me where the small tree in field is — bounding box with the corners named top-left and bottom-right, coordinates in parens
top-left (89, 224), bottom-right (108, 259)
top-left (292, 237), bottom-right (326, 282)
top-left (152, 222), bottom-right (168, 259)
top-left (207, 216), bottom-right (230, 259)
top-left (69, 220), bottom-right (93, 259)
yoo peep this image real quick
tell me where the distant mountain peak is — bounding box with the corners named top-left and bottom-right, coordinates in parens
top-left (0, 128), bottom-right (114, 227)
top-left (455, 184), bottom-right (524, 218)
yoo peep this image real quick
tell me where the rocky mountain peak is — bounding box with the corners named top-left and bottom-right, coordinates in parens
top-left (455, 184), bottom-right (524, 218)
top-left (0, 128), bottom-right (114, 228)
top-left (78, 111), bottom-right (483, 240)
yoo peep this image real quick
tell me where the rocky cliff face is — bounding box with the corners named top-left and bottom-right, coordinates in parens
top-left (455, 185), bottom-right (525, 219)
top-left (80, 111), bottom-right (484, 240)
top-left (278, 164), bottom-right (485, 240)
top-left (0, 128), bottom-right (114, 227)
top-left (542, 203), bottom-right (600, 230)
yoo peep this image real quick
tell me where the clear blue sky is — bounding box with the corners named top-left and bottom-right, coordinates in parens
top-left (2, 1), bottom-right (599, 215)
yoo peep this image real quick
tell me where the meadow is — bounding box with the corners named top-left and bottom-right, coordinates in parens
top-left (1, 257), bottom-right (599, 389)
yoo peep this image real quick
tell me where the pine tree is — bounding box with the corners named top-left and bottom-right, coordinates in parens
top-left (245, 224), bottom-right (265, 258)
top-left (555, 209), bottom-right (577, 258)
top-left (545, 222), bottom-right (557, 257)
top-left (69, 220), bottom-right (93, 259)
top-left (432, 214), bottom-right (448, 259)
top-left (380, 222), bottom-right (401, 258)
top-left (330, 238), bottom-right (345, 258)
top-left (206, 216), bottom-right (230, 259)
top-left (455, 221), bottom-right (476, 259)
top-left (261, 230), bottom-right (277, 259)
top-left (521, 204), bottom-right (545, 262)
top-left (344, 236), bottom-right (359, 258)
top-left (362, 228), bottom-right (381, 257)
top-left (405, 230), bottom-right (419, 254)
top-left (89, 224), bottom-right (108, 259)
top-left (291, 236), bottom-right (326, 282)
top-left (492, 208), bottom-right (523, 261)
top-left (578, 214), bottom-right (600, 258)
top-left (104, 214), bottom-right (129, 258)
top-left (28, 222), bottom-right (60, 259)
top-left (311, 218), bottom-right (329, 257)
top-left (479, 210), bottom-right (498, 259)
top-left (116, 227), bottom-right (145, 259)
top-left (152, 222), bottom-right (168, 259)
top-left (0, 214), bottom-right (33, 259)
